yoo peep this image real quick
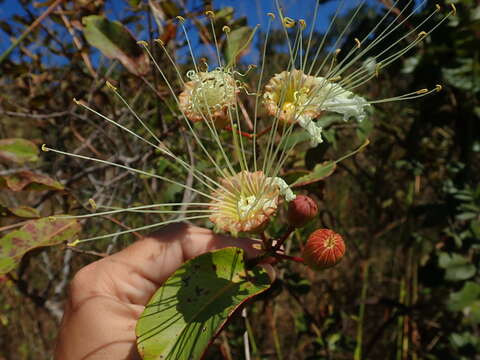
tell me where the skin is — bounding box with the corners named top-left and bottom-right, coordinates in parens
top-left (55, 223), bottom-right (271, 360)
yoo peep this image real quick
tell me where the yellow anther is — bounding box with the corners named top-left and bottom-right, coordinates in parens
top-left (267, 12), bottom-right (275, 19)
top-left (41, 144), bottom-right (49, 152)
top-left (417, 31), bottom-right (428, 39)
top-left (88, 198), bottom-right (97, 210)
top-left (222, 25), bottom-right (231, 33)
top-left (105, 81), bottom-right (117, 91)
top-left (435, 84), bottom-right (443, 92)
top-left (67, 240), bottom-right (80, 247)
top-left (329, 76), bottom-right (342, 82)
top-left (176, 15), bottom-right (185, 23)
top-left (154, 38), bottom-right (164, 46)
top-left (48, 216), bottom-right (56, 221)
top-left (299, 19), bottom-right (306, 30)
top-left (450, 3), bottom-right (456, 15)
top-left (282, 102), bottom-right (296, 113)
top-left (73, 98), bottom-right (80, 105)
top-left (137, 40), bottom-right (148, 47)
top-left (283, 17), bottom-right (296, 28)
top-left (416, 88), bottom-right (429, 94)
top-left (252, 243), bottom-right (262, 250)
top-left (354, 38), bottom-right (361, 48)
top-left (248, 64), bottom-right (257, 70)
top-left (435, 4), bottom-right (441, 11)
top-left (205, 10), bottom-right (214, 19)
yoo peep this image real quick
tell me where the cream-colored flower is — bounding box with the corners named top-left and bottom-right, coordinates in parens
top-left (208, 171), bottom-right (281, 236)
top-left (179, 68), bottom-right (239, 129)
top-left (263, 69), bottom-right (370, 145)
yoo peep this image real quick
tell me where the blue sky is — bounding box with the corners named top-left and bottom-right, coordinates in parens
top-left (0, 0), bottom-right (382, 67)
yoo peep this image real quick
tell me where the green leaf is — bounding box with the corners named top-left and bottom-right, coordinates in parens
top-left (225, 26), bottom-right (256, 66)
top-left (291, 162), bottom-right (337, 187)
top-left (448, 282), bottom-right (480, 311)
top-left (438, 252), bottom-right (476, 281)
top-left (0, 171), bottom-right (64, 191)
top-left (82, 15), bottom-right (149, 76)
top-left (442, 58), bottom-right (480, 92)
top-left (0, 138), bottom-right (39, 164)
top-left (0, 217), bottom-right (81, 274)
top-left (8, 206), bottom-right (40, 218)
top-left (448, 282), bottom-right (480, 324)
top-left (136, 247), bottom-right (271, 360)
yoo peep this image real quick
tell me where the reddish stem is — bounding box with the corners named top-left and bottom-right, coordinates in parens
top-left (273, 252), bottom-right (305, 264)
top-left (225, 125), bottom-right (272, 139)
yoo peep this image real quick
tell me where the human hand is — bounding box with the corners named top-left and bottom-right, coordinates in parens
top-left (55, 223), bottom-right (268, 360)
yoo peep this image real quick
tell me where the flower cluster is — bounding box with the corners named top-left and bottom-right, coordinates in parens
top-left (43, 1), bottom-right (453, 270)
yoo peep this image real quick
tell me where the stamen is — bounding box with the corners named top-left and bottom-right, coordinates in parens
top-left (354, 38), bottom-right (361, 49)
top-left (222, 25), bottom-right (231, 33)
top-left (450, 3), bottom-right (456, 15)
top-left (105, 80), bottom-right (117, 91)
top-left (299, 19), bottom-right (306, 30)
top-left (205, 10), bottom-right (214, 18)
top-left (176, 15), bottom-right (185, 23)
top-left (417, 31), bottom-right (428, 39)
top-left (283, 17), bottom-right (296, 28)
top-left (88, 198), bottom-right (97, 210)
top-left (41, 144), bottom-right (49, 152)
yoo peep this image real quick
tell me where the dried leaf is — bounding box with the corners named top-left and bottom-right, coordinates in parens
top-left (0, 217), bottom-right (81, 275)
top-left (0, 171), bottom-right (64, 192)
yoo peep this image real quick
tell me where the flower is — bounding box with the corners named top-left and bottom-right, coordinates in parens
top-left (208, 171), bottom-right (280, 236)
top-left (260, 1), bottom-right (453, 146)
top-left (179, 68), bottom-right (239, 129)
top-left (263, 69), bottom-right (370, 145)
top-left (42, 1), bottom-right (452, 244)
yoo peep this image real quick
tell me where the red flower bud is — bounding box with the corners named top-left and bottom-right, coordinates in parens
top-left (302, 229), bottom-right (345, 270)
top-left (287, 195), bottom-right (318, 227)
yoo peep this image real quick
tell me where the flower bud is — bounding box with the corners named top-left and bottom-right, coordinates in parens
top-left (302, 229), bottom-right (345, 270)
top-left (287, 195), bottom-right (318, 227)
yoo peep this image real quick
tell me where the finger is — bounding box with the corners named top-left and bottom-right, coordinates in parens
top-left (71, 223), bottom-right (263, 306)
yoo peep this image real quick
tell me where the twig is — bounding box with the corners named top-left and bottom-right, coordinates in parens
top-left (58, 6), bottom-right (97, 77)
top-left (0, 0), bottom-right (66, 64)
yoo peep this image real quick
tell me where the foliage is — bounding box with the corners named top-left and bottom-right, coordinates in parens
top-left (0, 0), bottom-right (479, 359)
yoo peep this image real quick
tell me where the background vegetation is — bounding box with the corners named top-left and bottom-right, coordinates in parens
top-left (0, 0), bottom-right (479, 359)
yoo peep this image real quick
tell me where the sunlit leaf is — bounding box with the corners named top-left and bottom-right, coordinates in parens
top-left (291, 162), bottom-right (336, 187)
top-left (0, 217), bottom-right (81, 275)
top-left (225, 26), bottom-right (255, 66)
top-left (0, 138), bottom-right (39, 164)
top-left (136, 247), bottom-right (271, 360)
top-left (0, 171), bottom-right (63, 191)
top-left (82, 15), bottom-right (149, 76)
